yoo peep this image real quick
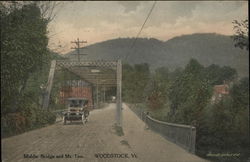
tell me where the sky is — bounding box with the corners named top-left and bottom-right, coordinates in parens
top-left (47, 1), bottom-right (248, 54)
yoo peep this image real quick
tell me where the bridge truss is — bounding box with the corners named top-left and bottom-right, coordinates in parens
top-left (42, 59), bottom-right (122, 126)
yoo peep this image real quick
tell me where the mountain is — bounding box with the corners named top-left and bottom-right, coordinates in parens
top-left (64, 33), bottom-right (249, 77)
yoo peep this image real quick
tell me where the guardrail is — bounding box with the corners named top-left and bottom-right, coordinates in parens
top-left (144, 113), bottom-right (196, 153)
top-left (130, 106), bottom-right (196, 154)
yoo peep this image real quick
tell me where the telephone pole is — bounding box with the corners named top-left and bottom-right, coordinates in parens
top-left (71, 38), bottom-right (87, 61)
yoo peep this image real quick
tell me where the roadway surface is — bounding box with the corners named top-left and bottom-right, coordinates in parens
top-left (2, 104), bottom-right (208, 162)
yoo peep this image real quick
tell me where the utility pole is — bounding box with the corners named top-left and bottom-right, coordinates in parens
top-left (116, 60), bottom-right (122, 126)
top-left (96, 79), bottom-right (99, 108)
top-left (71, 38), bottom-right (87, 61)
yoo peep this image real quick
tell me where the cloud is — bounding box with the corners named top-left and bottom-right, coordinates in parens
top-left (190, 1), bottom-right (247, 23)
top-left (48, 1), bottom-right (248, 54)
top-left (117, 1), bottom-right (142, 13)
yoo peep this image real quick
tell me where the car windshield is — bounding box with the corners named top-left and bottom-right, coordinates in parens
top-left (69, 99), bottom-right (87, 107)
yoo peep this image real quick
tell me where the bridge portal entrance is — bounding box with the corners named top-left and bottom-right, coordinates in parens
top-left (42, 60), bottom-right (122, 126)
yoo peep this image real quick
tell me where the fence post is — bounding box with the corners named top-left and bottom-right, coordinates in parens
top-left (145, 112), bottom-right (149, 125)
top-left (190, 126), bottom-right (196, 153)
top-left (140, 108), bottom-right (142, 121)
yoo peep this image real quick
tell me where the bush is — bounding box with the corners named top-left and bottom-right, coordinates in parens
top-left (196, 97), bottom-right (249, 162)
top-left (32, 108), bottom-right (55, 127)
top-left (1, 112), bottom-right (26, 137)
top-left (1, 105), bottom-right (56, 138)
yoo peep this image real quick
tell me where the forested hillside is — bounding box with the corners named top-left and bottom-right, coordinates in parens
top-left (65, 33), bottom-right (248, 77)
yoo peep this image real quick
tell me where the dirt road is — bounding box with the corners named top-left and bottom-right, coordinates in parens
top-left (2, 104), bottom-right (208, 162)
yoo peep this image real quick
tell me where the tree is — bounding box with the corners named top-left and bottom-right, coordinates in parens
top-left (0, 2), bottom-right (66, 137)
top-left (232, 19), bottom-right (249, 51)
top-left (122, 64), bottom-right (135, 102)
top-left (230, 77), bottom-right (249, 112)
top-left (122, 63), bottom-right (150, 103)
top-left (168, 59), bottom-right (212, 124)
top-left (204, 64), bottom-right (237, 85)
top-left (146, 67), bottom-right (170, 110)
top-left (1, 2), bottom-right (49, 113)
top-left (196, 78), bottom-right (249, 161)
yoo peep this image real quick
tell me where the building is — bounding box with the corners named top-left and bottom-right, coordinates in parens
top-left (211, 82), bottom-right (230, 104)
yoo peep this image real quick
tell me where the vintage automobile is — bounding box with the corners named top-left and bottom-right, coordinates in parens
top-left (63, 98), bottom-right (90, 125)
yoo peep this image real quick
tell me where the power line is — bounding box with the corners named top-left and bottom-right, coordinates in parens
top-left (124, 1), bottom-right (157, 61)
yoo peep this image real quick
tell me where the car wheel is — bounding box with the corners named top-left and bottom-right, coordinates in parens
top-left (84, 110), bottom-right (89, 118)
top-left (81, 114), bottom-right (85, 125)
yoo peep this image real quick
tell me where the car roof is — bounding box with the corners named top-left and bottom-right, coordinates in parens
top-left (67, 98), bottom-right (88, 101)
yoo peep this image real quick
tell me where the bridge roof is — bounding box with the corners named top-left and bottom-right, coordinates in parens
top-left (55, 60), bottom-right (118, 86)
